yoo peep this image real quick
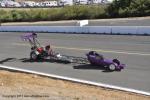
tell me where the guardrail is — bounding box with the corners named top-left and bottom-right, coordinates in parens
top-left (0, 26), bottom-right (150, 35)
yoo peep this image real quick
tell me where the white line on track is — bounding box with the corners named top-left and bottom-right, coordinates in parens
top-left (0, 64), bottom-right (150, 96)
top-left (53, 46), bottom-right (150, 56)
top-left (13, 43), bottom-right (150, 56)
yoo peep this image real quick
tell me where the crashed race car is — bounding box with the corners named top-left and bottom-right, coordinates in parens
top-left (86, 51), bottom-right (125, 71)
top-left (21, 33), bottom-right (126, 71)
top-left (21, 33), bottom-right (72, 63)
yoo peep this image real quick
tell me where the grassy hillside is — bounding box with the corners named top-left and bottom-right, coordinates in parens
top-left (0, 5), bottom-right (107, 22)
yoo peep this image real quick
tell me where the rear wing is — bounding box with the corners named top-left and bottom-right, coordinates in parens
top-left (21, 33), bottom-right (40, 47)
top-left (21, 33), bottom-right (37, 41)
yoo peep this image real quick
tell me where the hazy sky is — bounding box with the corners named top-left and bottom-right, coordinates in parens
top-left (107, 0), bottom-right (113, 2)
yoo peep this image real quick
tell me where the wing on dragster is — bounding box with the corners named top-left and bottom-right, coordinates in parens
top-left (21, 33), bottom-right (41, 47)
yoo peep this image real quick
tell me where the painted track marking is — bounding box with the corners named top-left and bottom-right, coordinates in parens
top-left (13, 43), bottom-right (150, 56)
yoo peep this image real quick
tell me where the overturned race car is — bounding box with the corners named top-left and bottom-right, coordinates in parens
top-left (21, 33), bottom-right (72, 63)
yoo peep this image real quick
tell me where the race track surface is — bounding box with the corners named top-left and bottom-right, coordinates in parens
top-left (0, 32), bottom-right (150, 92)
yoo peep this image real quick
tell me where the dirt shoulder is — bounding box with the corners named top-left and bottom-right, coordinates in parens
top-left (0, 69), bottom-right (149, 100)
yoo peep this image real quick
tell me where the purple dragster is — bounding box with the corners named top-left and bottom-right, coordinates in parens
top-left (86, 51), bottom-right (125, 71)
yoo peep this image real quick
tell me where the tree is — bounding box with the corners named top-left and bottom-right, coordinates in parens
top-left (129, 0), bottom-right (150, 16)
top-left (107, 0), bottom-right (150, 17)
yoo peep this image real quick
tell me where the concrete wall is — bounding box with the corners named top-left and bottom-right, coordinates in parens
top-left (0, 26), bottom-right (150, 35)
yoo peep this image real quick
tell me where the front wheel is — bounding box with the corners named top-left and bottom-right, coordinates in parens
top-left (109, 64), bottom-right (116, 71)
top-left (30, 51), bottom-right (38, 60)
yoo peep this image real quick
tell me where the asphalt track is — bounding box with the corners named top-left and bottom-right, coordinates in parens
top-left (0, 32), bottom-right (150, 92)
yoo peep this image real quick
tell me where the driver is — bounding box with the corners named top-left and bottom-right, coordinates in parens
top-left (45, 44), bottom-right (54, 57)
top-left (89, 51), bottom-right (104, 60)
top-left (95, 53), bottom-right (104, 60)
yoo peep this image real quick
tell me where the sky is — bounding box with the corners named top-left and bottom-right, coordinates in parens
top-left (108, 0), bottom-right (113, 1)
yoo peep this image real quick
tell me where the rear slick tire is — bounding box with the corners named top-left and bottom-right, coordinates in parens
top-left (30, 51), bottom-right (38, 60)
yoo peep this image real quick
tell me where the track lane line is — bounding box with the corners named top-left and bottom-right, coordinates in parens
top-left (13, 43), bottom-right (150, 56)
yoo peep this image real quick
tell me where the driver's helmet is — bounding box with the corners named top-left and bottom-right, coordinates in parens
top-left (45, 45), bottom-right (51, 50)
top-left (89, 51), bottom-right (104, 59)
top-left (89, 51), bottom-right (96, 55)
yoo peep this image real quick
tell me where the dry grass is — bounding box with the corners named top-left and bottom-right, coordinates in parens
top-left (0, 70), bottom-right (149, 100)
